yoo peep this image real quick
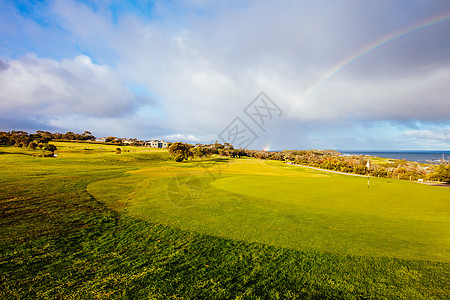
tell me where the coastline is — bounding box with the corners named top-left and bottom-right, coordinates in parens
top-left (339, 150), bottom-right (450, 164)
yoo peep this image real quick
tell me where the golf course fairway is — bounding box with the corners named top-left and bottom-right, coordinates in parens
top-left (88, 158), bottom-right (450, 263)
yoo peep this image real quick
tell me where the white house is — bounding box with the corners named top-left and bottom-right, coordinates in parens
top-left (145, 139), bottom-right (168, 148)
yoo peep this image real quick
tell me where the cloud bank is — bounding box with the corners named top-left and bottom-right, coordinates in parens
top-left (0, 0), bottom-right (449, 149)
top-left (0, 53), bottom-right (149, 132)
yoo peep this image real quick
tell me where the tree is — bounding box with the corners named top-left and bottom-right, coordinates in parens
top-left (192, 146), bottom-right (207, 159)
top-left (0, 134), bottom-right (10, 145)
top-left (38, 137), bottom-right (51, 144)
top-left (63, 131), bottom-right (75, 140)
top-left (174, 154), bottom-right (185, 162)
top-left (433, 164), bottom-right (450, 183)
top-left (168, 142), bottom-right (192, 162)
top-left (82, 131), bottom-right (95, 140)
top-left (223, 143), bottom-right (234, 150)
top-left (28, 142), bottom-right (37, 150)
top-left (254, 151), bottom-right (268, 160)
top-left (46, 144), bottom-right (57, 152)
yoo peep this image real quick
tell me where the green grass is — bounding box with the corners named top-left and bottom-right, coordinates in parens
top-left (1, 143), bottom-right (449, 299)
top-left (88, 159), bottom-right (450, 262)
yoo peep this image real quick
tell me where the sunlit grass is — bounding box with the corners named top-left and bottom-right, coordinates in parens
top-left (1, 143), bottom-right (449, 299)
top-left (89, 159), bottom-right (450, 262)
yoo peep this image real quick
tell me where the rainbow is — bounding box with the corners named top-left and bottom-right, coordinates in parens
top-left (262, 143), bottom-right (272, 151)
top-left (289, 11), bottom-right (450, 116)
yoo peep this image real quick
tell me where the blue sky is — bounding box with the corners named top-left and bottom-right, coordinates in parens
top-left (1, 0), bottom-right (450, 150)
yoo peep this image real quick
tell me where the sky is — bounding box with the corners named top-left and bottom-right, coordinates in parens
top-left (1, 0), bottom-right (450, 150)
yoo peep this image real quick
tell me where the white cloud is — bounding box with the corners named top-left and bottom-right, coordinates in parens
top-left (2, 0), bottom-right (450, 149)
top-left (404, 129), bottom-right (450, 142)
top-left (0, 53), bottom-right (145, 119)
top-left (163, 133), bottom-right (204, 143)
top-left (49, 0), bottom-right (450, 128)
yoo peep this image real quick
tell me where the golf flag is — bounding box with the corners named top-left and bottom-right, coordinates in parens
top-left (366, 160), bottom-right (370, 188)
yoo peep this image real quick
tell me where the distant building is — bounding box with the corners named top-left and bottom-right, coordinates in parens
top-left (96, 137), bottom-right (106, 142)
top-left (145, 139), bottom-right (168, 148)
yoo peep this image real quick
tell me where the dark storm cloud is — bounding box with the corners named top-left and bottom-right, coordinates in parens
top-left (0, 114), bottom-right (59, 132)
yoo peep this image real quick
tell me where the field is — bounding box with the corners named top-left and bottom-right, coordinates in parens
top-left (1, 142), bottom-right (449, 299)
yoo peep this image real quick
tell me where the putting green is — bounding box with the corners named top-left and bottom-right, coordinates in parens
top-left (88, 159), bottom-right (450, 262)
top-left (211, 174), bottom-right (449, 222)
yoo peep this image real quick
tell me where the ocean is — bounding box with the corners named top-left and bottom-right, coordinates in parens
top-left (340, 151), bottom-right (450, 163)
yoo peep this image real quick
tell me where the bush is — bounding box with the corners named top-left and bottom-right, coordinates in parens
top-left (28, 142), bottom-right (38, 150)
top-left (46, 144), bottom-right (57, 152)
top-left (354, 165), bottom-right (367, 175)
top-left (174, 154), bottom-right (185, 162)
top-left (431, 164), bottom-right (450, 183)
top-left (168, 142), bottom-right (192, 162)
top-left (340, 167), bottom-right (349, 173)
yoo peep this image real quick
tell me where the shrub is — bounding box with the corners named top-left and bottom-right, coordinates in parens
top-left (46, 144), bottom-right (57, 152)
top-left (354, 165), bottom-right (367, 175)
top-left (28, 142), bottom-right (38, 150)
top-left (174, 154), bottom-right (185, 162)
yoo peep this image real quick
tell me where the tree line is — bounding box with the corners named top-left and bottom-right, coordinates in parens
top-left (2, 131), bottom-right (448, 183)
top-left (169, 142), bottom-right (450, 183)
top-left (0, 130), bottom-right (96, 153)
top-left (0, 130), bottom-right (95, 147)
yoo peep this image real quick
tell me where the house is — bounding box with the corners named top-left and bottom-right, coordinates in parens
top-left (145, 139), bottom-right (168, 148)
top-left (96, 137), bottom-right (106, 142)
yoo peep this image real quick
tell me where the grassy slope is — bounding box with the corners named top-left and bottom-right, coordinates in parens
top-left (89, 159), bottom-right (450, 262)
top-left (0, 143), bottom-right (449, 299)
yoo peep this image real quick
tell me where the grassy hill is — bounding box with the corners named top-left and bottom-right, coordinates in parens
top-left (1, 142), bottom-right (449, 299)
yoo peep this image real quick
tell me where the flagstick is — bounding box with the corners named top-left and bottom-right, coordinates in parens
top-left (367, 159), bottom-right (370, 189)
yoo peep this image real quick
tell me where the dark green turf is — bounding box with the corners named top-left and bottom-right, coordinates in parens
top-left (0, 145), bottom-right (449, 299)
